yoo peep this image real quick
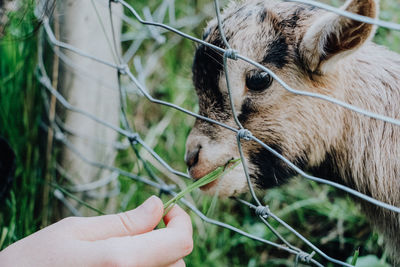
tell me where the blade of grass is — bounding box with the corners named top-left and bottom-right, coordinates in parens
top-left (351, 248), bottom-right (360, 266)
top-left (163, 159), bottom-right (241, 215)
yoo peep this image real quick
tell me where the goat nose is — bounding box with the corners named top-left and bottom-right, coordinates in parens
top-left (185, 145), bottom-right (201, 169)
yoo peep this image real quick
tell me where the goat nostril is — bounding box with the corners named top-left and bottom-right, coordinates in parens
top-left (186, 146), bottom-right (201, 169)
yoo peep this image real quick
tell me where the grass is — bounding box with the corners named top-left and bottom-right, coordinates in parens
top-left (0, 0), bottom-right (399, 266)
top-left (0, 1), bottom-right (44, 249)
top-left (163, 159), bottom-right (241, 215)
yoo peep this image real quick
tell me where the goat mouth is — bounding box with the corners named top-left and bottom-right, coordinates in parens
top-left (187, 169), bottom-right (217, 190)
top-left (189, 158), bottom-right (237, 190)
top-left (199, 179), bottom-right (218, 190)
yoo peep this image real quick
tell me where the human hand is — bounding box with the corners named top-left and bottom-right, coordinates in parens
top-left (0, 196), bottom-right (193, 267)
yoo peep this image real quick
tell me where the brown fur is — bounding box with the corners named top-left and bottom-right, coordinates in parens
top-left (186, 0), bottom-right (400, 263)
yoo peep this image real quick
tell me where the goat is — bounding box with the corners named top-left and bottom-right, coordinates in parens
top-left (185, 0), bottom-right (400, 262)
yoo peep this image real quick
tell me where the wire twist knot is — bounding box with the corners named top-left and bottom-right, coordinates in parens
top-left (237, 129), bottom-right (252, 141)
top-left (255, 205), bottom-right (270, 217)
top-left (118, 64), bottom-right (129, 75)
top-left (128, 133), bottom-right (139, 144)
top-left (224, 49), bottom-right (238, 60)
top-left (295, 251), bottom-right (315, 266)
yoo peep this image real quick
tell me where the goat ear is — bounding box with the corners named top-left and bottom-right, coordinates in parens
top-left (299, 0), bottom-right (378, 73)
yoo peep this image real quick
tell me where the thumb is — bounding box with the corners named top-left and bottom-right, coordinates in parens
top-left (62, 195), bottom-right (164, 241)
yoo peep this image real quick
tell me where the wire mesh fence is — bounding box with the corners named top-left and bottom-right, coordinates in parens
top-left (36, 0), bottom-right (400, 266)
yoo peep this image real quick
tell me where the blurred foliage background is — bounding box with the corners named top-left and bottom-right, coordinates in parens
top-left (0, 0), bottom-right (399, 266)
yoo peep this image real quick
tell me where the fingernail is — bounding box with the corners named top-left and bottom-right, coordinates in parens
top-left (141, 195), bottom-right (159, 213)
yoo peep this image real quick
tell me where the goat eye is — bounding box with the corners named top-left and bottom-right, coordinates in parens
top-left (245, 71), bottom-right (272, 92)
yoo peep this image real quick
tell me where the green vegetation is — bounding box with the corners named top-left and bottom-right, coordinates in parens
top-left (0, 0), bottom-right (44, 249)
top-left (163, 159), bottom-right (241, 215)
top-left (0, 0), bottom-right (399, 266)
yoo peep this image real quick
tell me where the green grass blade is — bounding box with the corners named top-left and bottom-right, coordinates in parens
top-left (163, 159), bottom-right (241, 215)
top-left (351, 248), bottom-right (360, 266)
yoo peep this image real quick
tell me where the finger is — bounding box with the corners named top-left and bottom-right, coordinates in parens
top-left (60, 196), bottom-right (163, 241)
top-left (94, 205), bottom-right (193, 267)
top-left (163, 205), bottom-right (193, 237)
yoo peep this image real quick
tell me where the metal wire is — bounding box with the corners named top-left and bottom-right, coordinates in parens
top-left (36, 0), bottom-right (400, 265)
